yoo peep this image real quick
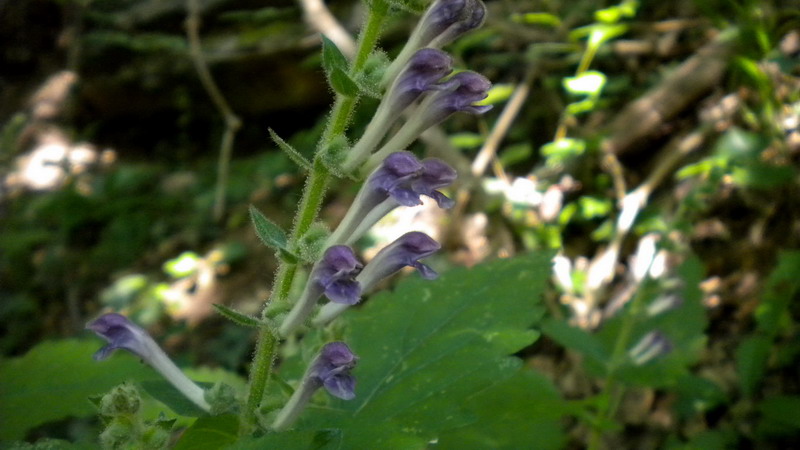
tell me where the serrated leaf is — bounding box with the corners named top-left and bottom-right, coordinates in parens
top-left (249, 205), bottom-right (289, 251)
top-left (0, 340), bottom-right (155, 440)
top-left (296, 252), bottom-right (553, 445)
top-left (213, 304), bottom-right (261, 328)
top-left (174, 415), bottom-right (238, 450)
top-left (268, 128), bottom-right (313, 171)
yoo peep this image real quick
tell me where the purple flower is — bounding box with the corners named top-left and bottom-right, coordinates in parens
top-left (87, 313), bottom-right (154, 362)
top-left (328, 152), bottom-right (456, 246)
top-left (422, 71), bottom-right (493, 124)
top-left (370, 152), bottom-right (456, 208)
top-left (381, 0), bottom-right (487, 88)
top-left (314, 232), bottom-right (442, 326)
top-left (358, 232), bottom-right (441, 291)
top-left (628, 331), bottom-right (673, 365)
top-left (86, 313), bottom-right (211, 412)
top-left (343, 49), bottom-right (454, 173)
top-left (279, 246), bottom-right (363, 336)
top-left (365, 73), bottom-right (492, 169)
top-left (312, 246), bottom-right (363, 305)
top-left (389, 48), bottom-right (454, 113)
top-left (271, 342), bottom-right (358, 431)
top-left (310, 342), bottom-right (358, 400)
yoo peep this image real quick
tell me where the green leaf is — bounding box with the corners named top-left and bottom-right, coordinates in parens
top-left (736, 335), bottom-right (771, 397)
top-left (541, 318), bottom-right (610, 371)
top-left (174, 415), bottom-right (238, 450)
top-left (321, 35), bottom-right (359, 97)
top-left (321, 35), bottom-right (349, 74)
top-left (212, 304), bottom-right (261, 328)
top-left (758, 395), bottom-right (800, 436)
top-left (236, 429), bottom-right (344, 450)
top-left (297, 251), bottom-right (553, 445)
top-left (329, 67), bottom-right (360, 97)
top-left (0, 340), bottom-right (154, 440)
top-left (436, 369), bottom-right (569, 449)
top-left (755, 251), bottom-right (800, 336)
top-left (511, 12), bottom-right (561, 27)
top-left (249, 205), bottom-right (289, 252)
top-left (268, 128), bottom-right (313, 171)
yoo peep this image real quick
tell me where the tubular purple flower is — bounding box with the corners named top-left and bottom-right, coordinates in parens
top-left (272, 342), bottom-right (358, 431)
top-left (366, 72), bottom-right (492, 170)
top-left (279, 246), bottom-right (363, 337)
top-left (381, 0), bottom-right (487, 88)
top-left (314, 232), bottom-right (442, 326)
top-left (628, 331), bottom-right (673, 365)
top-left (328, 152), bottom-right (456, 247)
top-left (344, 49), bottom-right (454, 172)
top-left (86, 313), bottom-right (211, 412)
top-left (310, 342), bottom-right (358, 400)
top-left (358, 231), bottom-right (441, 290)
top-left (313, 245), bottom-right (363, 305)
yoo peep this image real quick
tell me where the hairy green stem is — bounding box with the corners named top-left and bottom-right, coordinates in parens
top-left (241, 0), bottom-right (389, 431)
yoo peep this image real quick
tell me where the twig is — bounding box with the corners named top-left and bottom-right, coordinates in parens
top-left (298, 0), bottom-right (356, 59)
top-left (185, 0), bottom-right (242, 222)
top-left (452, 69), bottom-right (535, 218)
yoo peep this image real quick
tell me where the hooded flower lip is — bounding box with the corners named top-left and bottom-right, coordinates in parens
top-left (417, 0), bottom-right (470, 44)
top-left (86, 313), bottom-right (211, 412)
top-left (358, 232), bottom-right (442, 291)
top-left (310, 342), bottom-right (358, 400)
top-left (87, 313), bottom-right (153, 362)
top-left (313, 245), bottom-right (363, 305)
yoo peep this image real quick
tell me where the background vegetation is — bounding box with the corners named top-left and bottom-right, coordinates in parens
top-left (1, 0), bottom-right (799, 448)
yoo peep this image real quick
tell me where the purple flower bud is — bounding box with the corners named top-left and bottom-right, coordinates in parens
top-left (86, 313), bottom-right (211, 412)
top-left (328, 152), bottom-right (456, 246)
top-left (628, 331), bottom-right (672, 365)
top-left (358, 232), bottom-right (441, 291)
top-left (312, 246), bottom-right (363, 305)
top-left (418, 0), bottom-right (486, 48)
top-left (365, 73), bottom-right (492, 169)
top-left (310, 342), bottom-right (358, 400)
top-left (389, 48), bottom-right (454, 113)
